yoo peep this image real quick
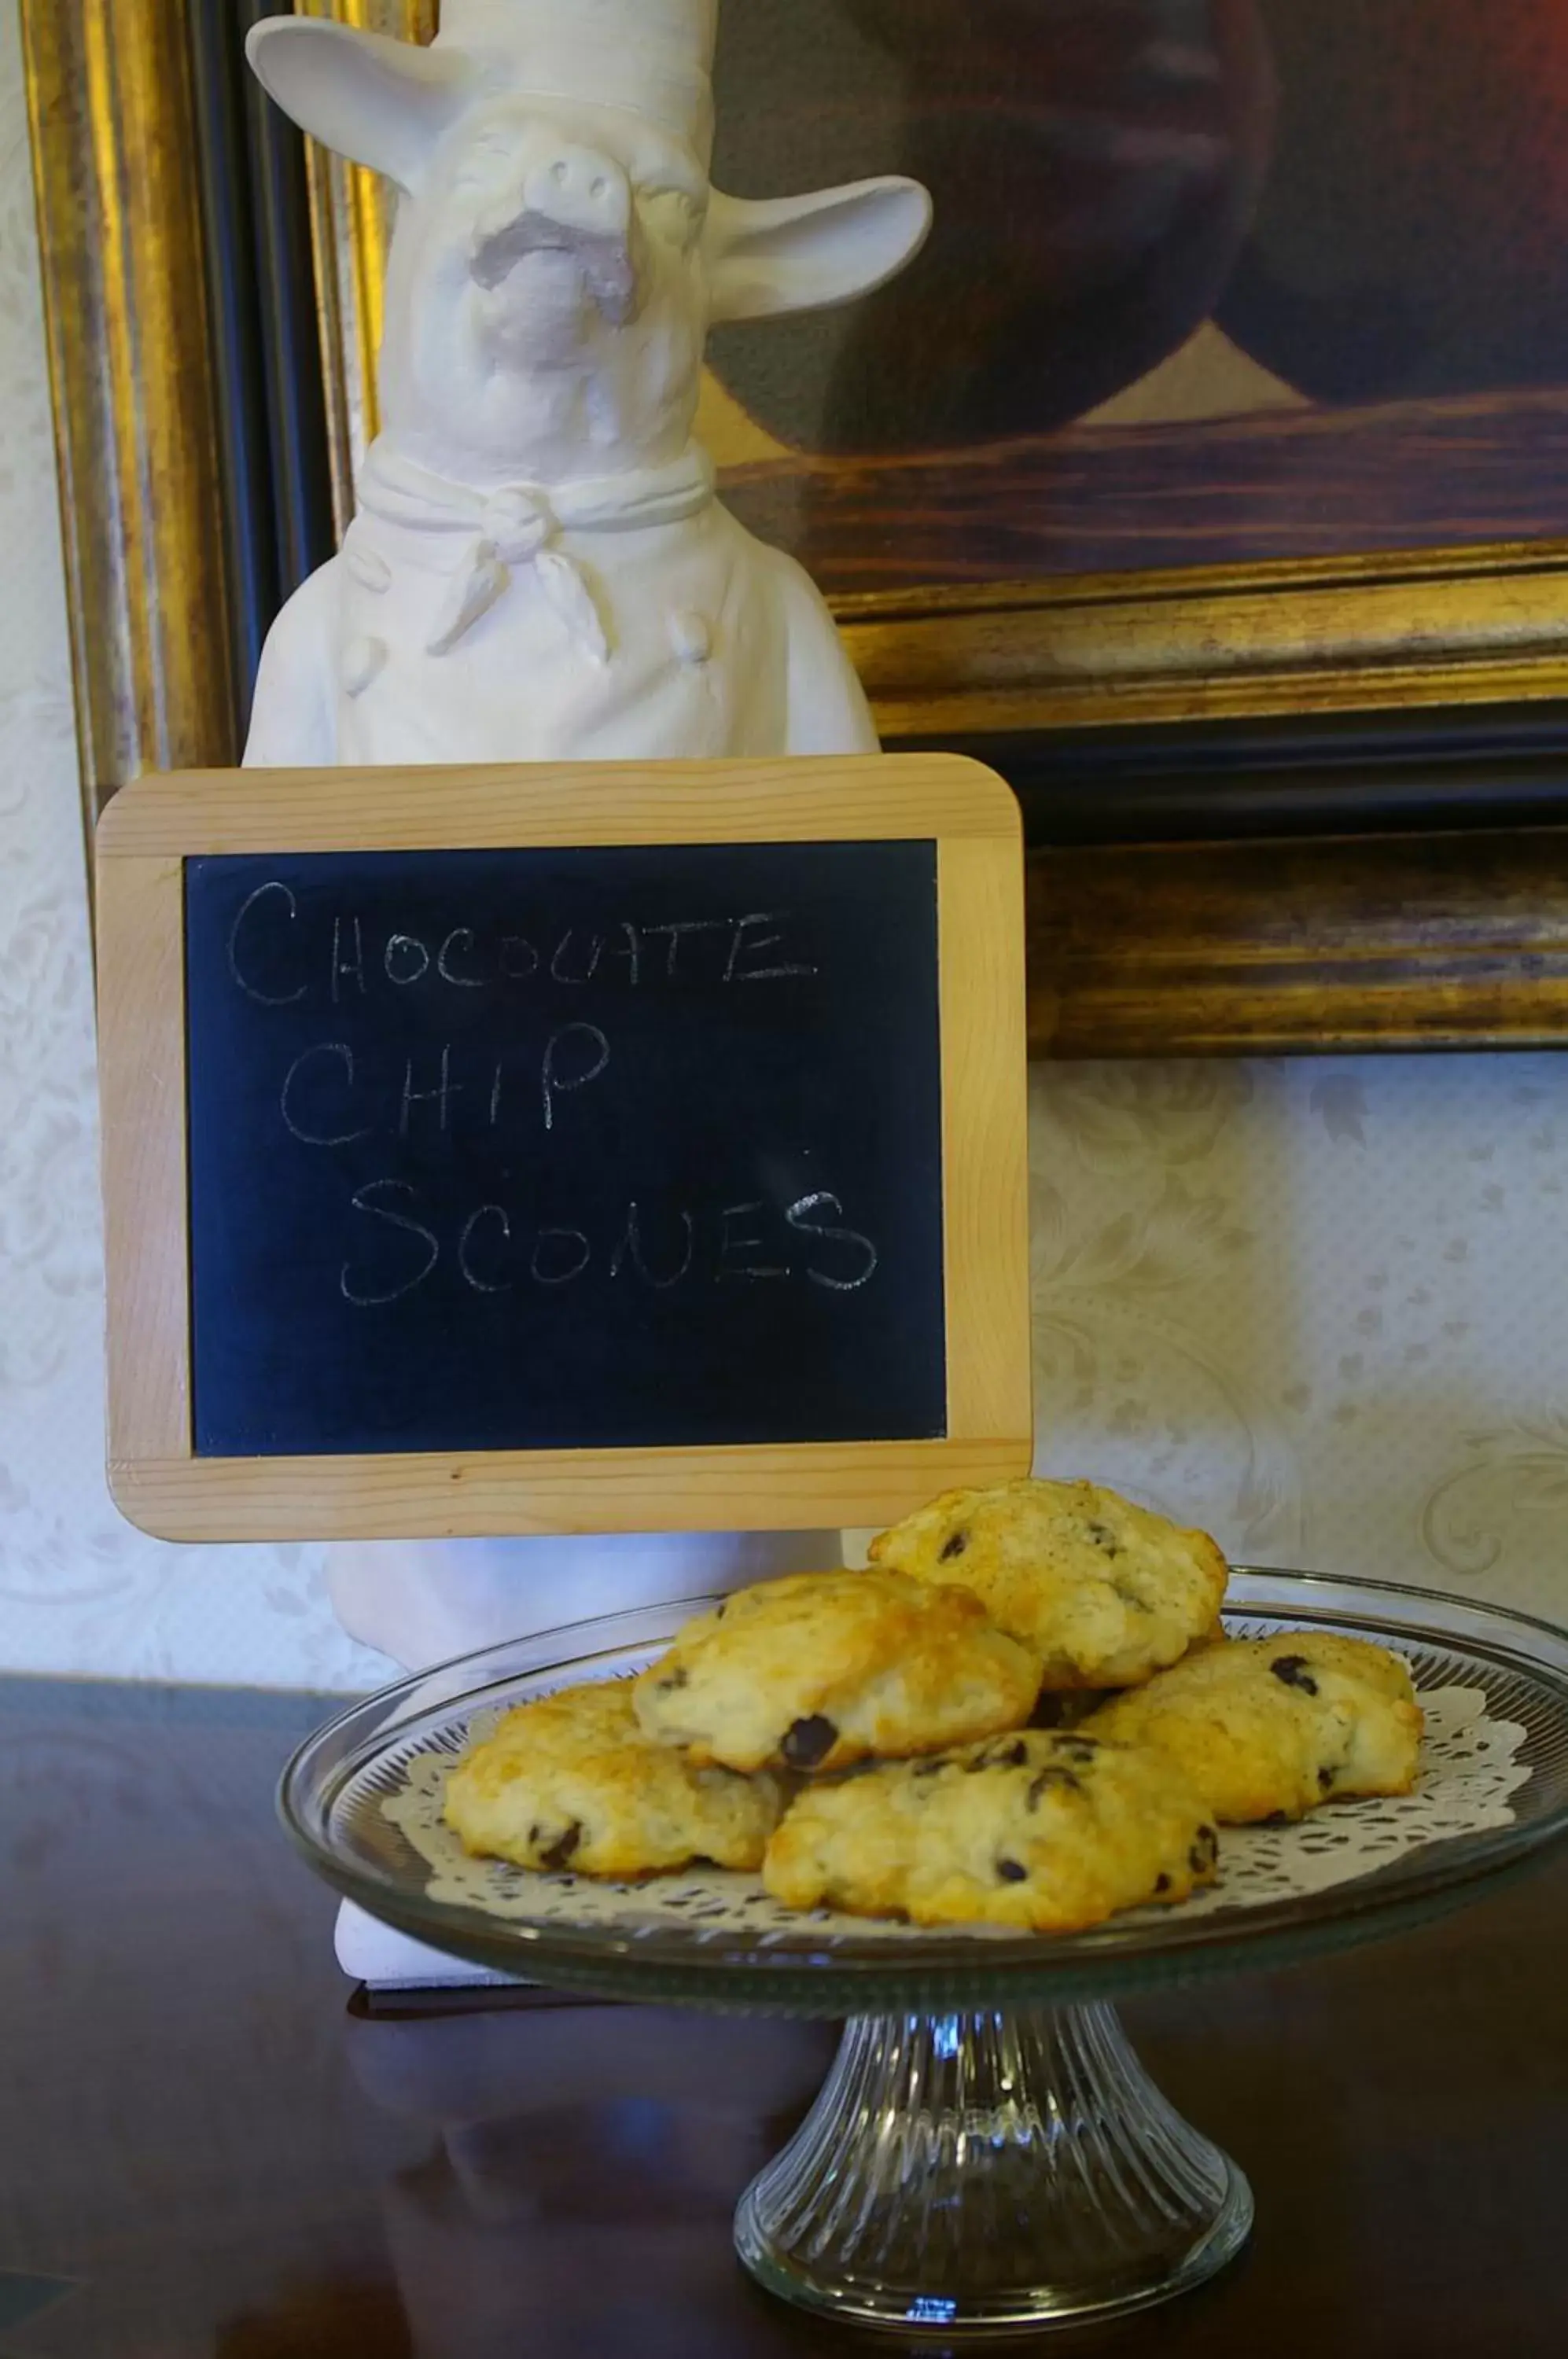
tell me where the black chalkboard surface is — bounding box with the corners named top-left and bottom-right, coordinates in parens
top-left (185, 842), bottom-right (948, 1458)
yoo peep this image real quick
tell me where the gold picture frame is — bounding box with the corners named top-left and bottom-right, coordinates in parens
top-left (284, 6), bottom-right (1568, 740)
top-left (22, 0), bottom-right (237, 814)
top-left (22, 0), bottom-right (1568, 1054)
top-left (294, 0), bottom-right (438, 539)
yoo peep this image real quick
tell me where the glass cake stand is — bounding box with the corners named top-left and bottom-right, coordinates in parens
top-left (281, 1572), bottom-right (1568, 2337)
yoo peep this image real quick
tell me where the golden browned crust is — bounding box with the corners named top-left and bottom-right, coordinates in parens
top-left (1084, 1632), bottom-right (1423, 1824)
top-left (763, 1729), bottom-right (1219, 1931)
top-left (632, 1569), bottom-right (1041, 1775)
top-left (870, 1477), bottom-right (1230, 1689)
top-left (443, 1680), bottom-right (784, 1879)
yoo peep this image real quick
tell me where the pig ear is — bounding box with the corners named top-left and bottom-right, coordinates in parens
top-left (246, 19), bottom-right (477, 193)
top-left (704, 178), bottom-right (933, 322)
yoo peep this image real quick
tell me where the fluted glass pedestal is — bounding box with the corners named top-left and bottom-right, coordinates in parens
top-left (286, 1577), bottom-right (1568, 2338)
top-left (734, 2004), bottom-right (1253, 2334)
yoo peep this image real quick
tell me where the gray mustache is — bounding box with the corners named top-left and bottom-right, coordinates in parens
top-left (469, 209), bottom-right (639, 326)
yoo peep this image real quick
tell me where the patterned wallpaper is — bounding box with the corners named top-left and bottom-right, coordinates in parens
top-left (0, 11), bottom-right (1562, 1691)
top-left (1027, 1062), bottom-right (1568, 1623)
top-left (0, 11), bottom-right (379, 1691)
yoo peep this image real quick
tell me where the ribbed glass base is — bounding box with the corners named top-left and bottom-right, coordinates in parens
top-left (734, 2003), bottom-right (1253, 2335)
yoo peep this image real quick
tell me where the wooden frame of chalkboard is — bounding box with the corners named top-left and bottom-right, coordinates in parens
top-left (96, 755), bottom-right (1031, 1543)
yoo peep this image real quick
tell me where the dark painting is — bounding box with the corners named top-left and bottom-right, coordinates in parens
top-left (703, 0), bottom-right (1568, 588)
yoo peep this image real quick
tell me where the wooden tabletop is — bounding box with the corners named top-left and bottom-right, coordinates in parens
top-left (2, 1671), bottom-right (1566, 2358)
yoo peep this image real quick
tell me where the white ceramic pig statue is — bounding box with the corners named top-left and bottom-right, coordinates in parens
top-left (245, 0), bottom-right (929, 773)
top-left (242, 0), bottom-right (933, 1703)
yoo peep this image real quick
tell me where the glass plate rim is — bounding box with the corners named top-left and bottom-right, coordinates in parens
top-left (278, 1568), bottom-right (1568, 2002)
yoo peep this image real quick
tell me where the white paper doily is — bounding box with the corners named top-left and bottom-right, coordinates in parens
top-left (382, 1683), bottom-right (1529, 1949)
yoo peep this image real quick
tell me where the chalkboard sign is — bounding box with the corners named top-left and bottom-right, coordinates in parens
top-left (97, 756), bottom-right (1031, 1541)
top-left (186, 839), bottom-right (946, 1457)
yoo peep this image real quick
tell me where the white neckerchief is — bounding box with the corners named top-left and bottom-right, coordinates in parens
top-left (355, 440), bottom-right (716, 664)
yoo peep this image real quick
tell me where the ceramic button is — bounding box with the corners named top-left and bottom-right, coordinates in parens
top-left (342, 635), bottom-right (388, 697)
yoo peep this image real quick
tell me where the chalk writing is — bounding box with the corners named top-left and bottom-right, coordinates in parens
top-left (639, 918), bottom-right (731, 980)
top-left (787, 1193), bottom-right (880, 1291)
top-left (332, 915), bottom-right (364, 1003)
top-left (499, 935), bottom-right (539, 980)
top-left (400, 1044), bottom-right (462, 1139)
top-left (458, 1205), bottom-right (512, 1294)
top-left (229, 881), bottom-right (306, 1006)
top-left (611, 1202), bottom-right (696, 1289)
top-left (532, 1227), bottom-right (592, 1287)
top-left (438, 928), bottom-right (484, 987)
top-left (329, 1187), bottom-right (881, 1305)
top-left (340, 1181), bottom-right (441, 1307)
top-left (385, 933), bottom-right (431, 986)
top-left (279, 1043), bottom-right (370, 1147)
top-left (541, 1024), bottom-right (611, 1133)
top-left (223, 884), bottom-right (821, 1008)
top-left (717, 1201), bottom-right (789, 1282)
top-left (186, 841), bottom-right (947, 1458)
top-left (725, 914), bottom-right (818, 984)
top-left (550, 930), bottom-right (603, 986)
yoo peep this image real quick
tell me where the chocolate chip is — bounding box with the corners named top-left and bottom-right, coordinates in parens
top-left (1087, 1522), bottom-right (1123, 1557)
top-left (996, 1858), bottom-right (1028, 1882)
top-left (939, 1531), bottom-right (970, 1562)
top-left (969, 1739), bottom-right (1029, 1772)
top-left (1318, 1767), bottom-right (1336, 1792)
top-left (713, 1602), bottom-right (727, 1619)
top-left (1271, 1655), bottom-right (1320, 1696)
top-left (656, 1666), bottom-right (689, 1693)
top-left (781, 1715), bottom-right (837, 1769)
top-left (539, 1821), bottom-right (582, 1871)
top-left (1189, 1824), bottom-right (1219, 1872)
top-left (1027, 1767), bottom-right (1082, 1808)
top-left (1154, 1873), bottom-right (1171, 1894)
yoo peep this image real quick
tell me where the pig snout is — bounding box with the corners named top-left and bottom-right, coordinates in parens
top-left (469, 146), bottom-right (640, 326)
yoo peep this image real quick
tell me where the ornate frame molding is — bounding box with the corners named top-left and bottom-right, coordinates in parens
top-left (21, 0), bottom-right (1568, 1054)
top-left (21, 0), bottom-right (237, 815)
top-left (837, 545), bottom-right (1568, 742)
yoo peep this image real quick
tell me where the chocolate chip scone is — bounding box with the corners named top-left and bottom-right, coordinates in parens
top-left (763, 1730), bottom-right (1220, 1932)
top-left (1084, 1632), bottom-right (1424, 1824)
top-left (868, 1477), bottom-right (1229, 1690)
top-left (632, 1569), bottom-right (1041, 1776)
top-left (443, 1680), bottom-right (785, 1878)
